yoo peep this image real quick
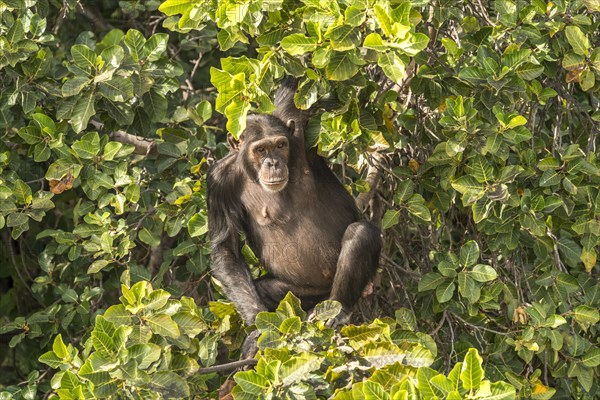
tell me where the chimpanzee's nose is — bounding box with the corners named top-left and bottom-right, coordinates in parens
top-left (266, 159), bottom-right (280, 168)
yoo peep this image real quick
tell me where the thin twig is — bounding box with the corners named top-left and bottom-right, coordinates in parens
top-left (451, 312), bottom-right (515, 336)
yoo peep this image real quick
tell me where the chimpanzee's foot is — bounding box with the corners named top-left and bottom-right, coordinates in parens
top-left (240, 329), bottom-right (260, 359)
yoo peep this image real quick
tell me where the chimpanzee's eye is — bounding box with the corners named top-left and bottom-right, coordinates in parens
top-left (256, 146), bottom-right (265, 153)
top-left (277, 142), bottom-right (285, 148)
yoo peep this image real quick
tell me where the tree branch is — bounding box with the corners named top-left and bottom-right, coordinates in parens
top-left (90, 121), bottom-right (158, 156)
top-left (355, 153), bottom-right (385, 214)
top-left (198, 358), bottom-right (258, 374)
top-left (110, 130), bottom-right (158, 156)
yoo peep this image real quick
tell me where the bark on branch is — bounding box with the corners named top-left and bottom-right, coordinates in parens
top-left (355, 153), bottom-right (385, 214)
top-left (90, 121), bottom-right (158, 156)
top-left (198, 358), bottom-right (258, 374)
top-left (110, 130), bottom-right (158, 156)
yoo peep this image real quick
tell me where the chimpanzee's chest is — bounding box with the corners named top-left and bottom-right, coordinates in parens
top-left (240, 180), bottom-right (354, 285)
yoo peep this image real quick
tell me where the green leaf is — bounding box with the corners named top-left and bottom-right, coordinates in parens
top-left (468, 156), bottom-right (494, 183)
top-left (142, 90), bottom-right (168, 122)
top-left (557, 237), bottom-right (582, 268)
top-left (565, 26), bottom-right (590, 56)
top-left (224, 99), bottom-right (251, 137)
top-left (395, 308), bottom-right (417, 331)
top-left (470, 264), bottom-right (497, 282)
top-left (327, 24), bottom-right (360, 51)
top-left (363, 33), bottom-right (387, 52)
top-left (539, 169), bottom-right (561, 187)
top-left (158, 0), bottom-right (193, 16)
top-left (172, 312), bottom-right (207, 336)
top-left (103, 305), bottom-right (131, 326)
top-left (458, 272), bottom-right (480, 304)
top-left (460, 241), bottom-right (480, 267)
top-left (487, 381), bottom-right (517, 399)
top-left (579, 68), bottom-right (595, 91)
top-left (144, 33), bottom-right (169, 61)
top-left (281, 34), bottom-right (318, 56)
top-left (439, 260), bottom-right (458, 278)
top-left (98, 76), bottom-right (134, 102)
top-left (363, 381), bottom-right (391, 400)
top-left (418, 273), bottom-right (445, 292)
top-left (146, 314), bottom-right (180, 338)
top-left (13, 180), bottom-right (32, 205)
top-left (417, 367), bottom-right (441, 398)
top-left (72, 132), bottom-right (101, 159)
top-left (124, 29), bottom-right (146, 62)
top-left (382, 209), bottom-right (401, 229)
top-left (71, 44), bottom-right (96, 70)
top-left (280, 353), bottom-right (322, 386)
top-left (341, 325), bottom-right (381, 349)
top-left (581, 348), bottom-right (600, 367)
top-left (516, 63), bottom-right (544, 80)
top-left (435, 280), bottom-right (455, 303)
top-left (407, 198), bottom-right (431, 222)
top-left (573, 305), bottom-right (599, 325)
top-left (62, 76), bottom-right (91, 97)
top-left (52, 334), bottom-right (68, 359)
top-left (312, 300), bottom-right (342, 321)
top-left (234, 371), bottom-right (269, 395)
top-left (395, 180), bottom-right (414, 203)
top-left (149, 371), bottom-right (190, 398)
top-left (256, 312), bottom-right (283, 332)
top-left (103, 142), bottom-right (123, 161)
top-left (279, 316), bottom-right (301, 335)
top-left (39, 351), bottom-right (63, 368)
top-left (87, 260), bottom-right (110, 274)
top-left (537, 157), bottom-right (560, 171)
top-left (378, 51), bottom-right (406, 84)
top-left (460, 348), bottom-right (483, 390)
top-left (374, 5), bottom-right (393, 37)
top-left (187, 212), bottom-right (208, 237)
top-left (100, 45), bottom-right (125, 69)
top-left (295, 77), bottom-right (319, 109)
top-left (144, 289), bottom-right (171, 310)
top-left (451, 176), bottom-right (485, 195)
top-left (562, 52), bottom-right (586, 70)
top-left (507, 115), bottom-right (527, 129)
top-left (71, 92), bottom-right (96, 133)
top-left (18, 127), bottom-right (42, 144)
top-left (6, 213), bottom-right (26, 227)
top-left (345, 6), bottom-right (366, 27)
top-left (32, 113), bottom-right (56, 132)
top-left (325, 51), bottom-right (360, 81)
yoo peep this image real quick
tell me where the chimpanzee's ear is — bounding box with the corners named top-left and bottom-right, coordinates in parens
top-left (227, 134), bottom-right (241, 151)
top-left (286, 119), bottom-right (295, 134)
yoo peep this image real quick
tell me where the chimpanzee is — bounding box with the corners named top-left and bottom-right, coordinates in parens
top-left (207, 79), bottom-right (382, 343)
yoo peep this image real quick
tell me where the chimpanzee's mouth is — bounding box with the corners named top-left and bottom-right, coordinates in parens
top-left (260, 178), bottom-right (288, 192)
top-left (263, 178), bottom-right (287, 184)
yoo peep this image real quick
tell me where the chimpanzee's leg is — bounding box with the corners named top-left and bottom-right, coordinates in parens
top-left (254, 276), bottom-right (329, 311)
top-left (329, 221), bottom-right (381, 325)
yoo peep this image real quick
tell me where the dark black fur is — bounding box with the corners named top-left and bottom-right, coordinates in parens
top-left (207, 79), bottom-right (382, 330)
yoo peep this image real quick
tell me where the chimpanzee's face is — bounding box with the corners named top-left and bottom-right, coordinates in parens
top-left (249, 134), bottom-right (289, 192)
top-left (232, 115), bottom-right (292, 193)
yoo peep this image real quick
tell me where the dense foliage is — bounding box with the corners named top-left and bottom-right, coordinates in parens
top-left (0, 0), bottom-right (598, 399)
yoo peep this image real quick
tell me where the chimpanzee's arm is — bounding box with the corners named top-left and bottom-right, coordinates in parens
top-left (207, 159), bottom-right (268, 325)
top-left (210, 243), bottom-right (267, 324)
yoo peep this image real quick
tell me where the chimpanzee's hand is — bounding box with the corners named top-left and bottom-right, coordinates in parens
top-left (241, 329), bottom-right (260, 359)
top-left (324, 307), bottom-right (352, 328)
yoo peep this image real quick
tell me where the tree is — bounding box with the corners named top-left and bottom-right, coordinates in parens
top-left (0, 0), bottom-right (598, 398)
